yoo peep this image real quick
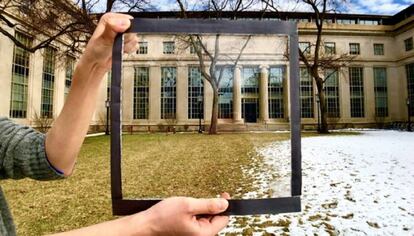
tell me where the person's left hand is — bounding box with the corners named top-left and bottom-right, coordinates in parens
top-left (80, 13), bottom-right (138, 75)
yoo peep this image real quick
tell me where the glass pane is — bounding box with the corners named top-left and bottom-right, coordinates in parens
top-left (120, 33), bottom-right (291, 200)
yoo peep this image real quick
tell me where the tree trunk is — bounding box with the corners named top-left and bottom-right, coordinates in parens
top-left (316, 80), bottom-right (329, 133)
top-left (209, 89), bottom-right (219, 134)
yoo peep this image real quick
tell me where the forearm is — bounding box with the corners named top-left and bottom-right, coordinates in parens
top-left (45, 58), bottom-right (107, 175)
top-left (50, 212), bottom-right (153, 236)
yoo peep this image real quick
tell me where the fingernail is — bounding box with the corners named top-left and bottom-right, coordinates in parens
top-left (118, 19), bottom-right (128, 27)
top-left (217, 199), bottom-right (228, 210)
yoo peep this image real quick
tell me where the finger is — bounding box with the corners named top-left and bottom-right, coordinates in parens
top-left (206, 215), bottom-right (230, 235)
top-left (124, 38), bottom-right (138, 53)
top-left (124, 33), bottom-right (137, 43)
top-left (220, 192), bottom-right (231, 200)
top-left (187, 198), bottom-right (229, 215)
top-left (97, 13), bottom-right (133, 43)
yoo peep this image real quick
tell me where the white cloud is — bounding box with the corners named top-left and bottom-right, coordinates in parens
top-left (346, 0), bottom-right (411, 15)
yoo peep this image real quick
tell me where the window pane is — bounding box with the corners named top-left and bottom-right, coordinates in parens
top-left (300, 67), bottom-right (314, 118)
top-left (10, 32), bottom-right (32, 118)
top-left (374, 44), bottom-right (384, 55)
top-left (268, 66), bottom-right (285, 118)
top-left (188, 66), bottom-right (204, 119)
top-left (325, 69), bottom-right (340, 118)
top-left (161, 67), bottom-right (176, 119)
top-left (41, 47), bottom-right (56, 118)
top-left (349, 67), bottom-right (364, 117)
top-left (217, 66), bottom-right (234, 119)
top-left (134, 67), bottom-right (149, 119)
top-left (163, 42), bottom-right (175, 54)
top-left (349, 43), bottom-right (360, 55)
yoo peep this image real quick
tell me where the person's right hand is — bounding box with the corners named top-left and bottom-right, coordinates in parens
top-left (136, 193), bottom-right (231, 236)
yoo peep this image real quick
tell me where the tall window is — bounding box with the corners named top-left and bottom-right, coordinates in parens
top-left (241, 67), bottom-right (260, 119)
top-left (188, 67), bottom-right (204, 119)
top-left (349, 43), bottom-right (360, 55)
top-left (268, 66), bottom-right (284, 118)
top-left (324, 42), bottom-right (336, 54)
top-left (217, 66), bottom-right (233, 119)
top-left (10, 32), bottom-right (32, 118)
top-left (374, 44), bottom-right (384, 55)
top-left (299, 42), bottom-right (311, 55)
top-left (373, 67), bottom-right (388, 117)
top-left (41, 47), bottom-right (56, 118)
top-left (64, 56), bottom-right (75, 100)
top-left (107, 71), bottom-right (112, 99)
top-left (405, 37), bottom-right (413, 52)
top-left (300, 67), bottom-right (314, 118)
top-left (137, 42), bottom-right (148, 54)
top-left (161, 67), bottom-right (176, 119)
top-left (324, 69), bottom-right (340, 117)
top-left (349, 67), bottom-right (364, 118)
top-left (134, 67), bottom-right (149, 119)
top-left (163, 42), bottom-right (175, 54)
top-left (407, 64), bottom-right (414, 116)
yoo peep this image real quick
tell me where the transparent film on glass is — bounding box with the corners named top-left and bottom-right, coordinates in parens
top-left (111, 18), bottom-right (301, 215)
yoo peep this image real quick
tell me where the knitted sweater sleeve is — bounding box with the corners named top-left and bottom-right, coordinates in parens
top-left (0, 117), bottom-right (65, 180)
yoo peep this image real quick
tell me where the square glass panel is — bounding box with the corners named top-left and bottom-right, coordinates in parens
top-left (111, 18), bottom-right (301, 215)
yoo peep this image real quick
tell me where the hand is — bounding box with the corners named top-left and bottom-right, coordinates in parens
top-left (138, 193), bottom-right (231, 236)
top-left (80, 12), bottom-right (138, 75)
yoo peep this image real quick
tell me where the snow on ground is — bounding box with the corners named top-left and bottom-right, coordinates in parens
top-left (221, 131), bottom-right (414, 235)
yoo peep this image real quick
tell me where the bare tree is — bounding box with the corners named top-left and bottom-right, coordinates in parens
top-left (295, 0), bottom-right (354, 133)
top-left (176, 0), bottom-right (253, 134)
top-left (0, 0), bottom-right (151, 55)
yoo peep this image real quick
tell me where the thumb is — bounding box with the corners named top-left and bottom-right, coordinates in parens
top-left (93, 13), bottom-right (133, 43)
top-left (101, 17), bottom-right (132, 42)
top-left (188, 198), bottom-right (229, 215)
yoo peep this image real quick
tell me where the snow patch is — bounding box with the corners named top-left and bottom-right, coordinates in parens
top-left (221, 131), bottom-right (414, 235)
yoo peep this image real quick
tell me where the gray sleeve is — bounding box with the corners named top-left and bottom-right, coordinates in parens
top-left (0, 117), bottom-right (65, 180)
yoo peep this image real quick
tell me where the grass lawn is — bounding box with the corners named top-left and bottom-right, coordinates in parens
top-left (0, 132), bottom-right (353, 235)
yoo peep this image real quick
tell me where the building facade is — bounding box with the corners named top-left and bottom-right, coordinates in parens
top-left (1, 6), bottom-right (413, 131)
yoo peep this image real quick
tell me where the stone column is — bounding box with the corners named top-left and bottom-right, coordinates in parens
top-left (285, 64), bottom-right (290, 121)
top-left (176, 66), bottom-right (188, 124)
top-left (149, 66), bottom-right (161, 124)
top-left (122, 65), bottom-right (134, 124)
top-left (260, 65), bottom-right (269, 123)
top-left (204, 77), bottom-right (213, 122)
top-left (233, 65), bottom-right (242, 123)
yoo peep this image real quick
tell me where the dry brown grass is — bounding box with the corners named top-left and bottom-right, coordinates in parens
top-left (0, 133), bottom-right (287, 235)
top-left (1, 131), bottom-right (357, 235)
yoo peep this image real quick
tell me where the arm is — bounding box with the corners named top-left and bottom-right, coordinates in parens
top-left (45, 13), bottom-right (137, 175)
top-left (51, 195), bottom-right (230, 236)
top-left (0, 117), bottom-right (64, 180)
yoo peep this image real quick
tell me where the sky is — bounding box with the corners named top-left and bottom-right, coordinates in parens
top-left (92, 0), bottom-right (414, 15)
top-left (148, 0), bottom-right (414, 15)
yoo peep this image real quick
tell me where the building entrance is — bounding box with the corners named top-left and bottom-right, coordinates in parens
top-left (244, 102), bottom-right (257, 123)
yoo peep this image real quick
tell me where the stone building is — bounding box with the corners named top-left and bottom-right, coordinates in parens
top-left (1, 5), bottom-right (413, 131)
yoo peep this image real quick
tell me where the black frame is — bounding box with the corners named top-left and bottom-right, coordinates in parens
top-left (111, 18), bottom-right (301, 215)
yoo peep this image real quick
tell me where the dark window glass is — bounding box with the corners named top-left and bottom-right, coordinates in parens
top-left (161, 67), bottom-right (176, 119)
top-left (41, 47), bottom-right (56, 118)
top-left (10, 32), bottom-right (32, 118)
top-left (373, 67), bottom-right (388, 117)
top-left (134, 67), bottom-right (149, 119)
top-left (349, 67), bottom-right (364, 118)
top-left (268, 66), bottom-right (285, 118)
top-left (188, 66), bottom-right (204, 119)
top-left (325, 69), bottom-right (340, 118)
top-left (300, 67), bottom-right (314, 118)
